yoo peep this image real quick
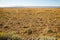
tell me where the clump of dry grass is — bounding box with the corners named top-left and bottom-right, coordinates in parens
top-left (0, 32), bottom-right (22, 40)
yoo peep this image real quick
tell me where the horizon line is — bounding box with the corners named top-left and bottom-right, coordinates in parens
top-left (0, 6), bottom-right (60, 8)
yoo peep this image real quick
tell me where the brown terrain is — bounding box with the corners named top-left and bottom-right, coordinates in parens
top-left (0, 8), bottom-right (60, 40)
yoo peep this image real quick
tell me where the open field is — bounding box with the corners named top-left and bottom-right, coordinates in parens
top-left (0, 8), bottom-right (60, 40)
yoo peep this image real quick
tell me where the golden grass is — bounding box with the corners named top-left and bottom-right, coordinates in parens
top-left (0, 8), bottom-right (60, 40)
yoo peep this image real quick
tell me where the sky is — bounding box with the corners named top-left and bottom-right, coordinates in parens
top-left (0, 0), bottom-right (60, 7)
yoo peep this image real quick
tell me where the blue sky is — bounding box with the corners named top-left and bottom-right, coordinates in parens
top-left (0, 0), bottom-right (60, 7)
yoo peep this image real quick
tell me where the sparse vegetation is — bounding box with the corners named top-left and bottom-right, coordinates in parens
top-left (0, 8), bottom-right (60, 40)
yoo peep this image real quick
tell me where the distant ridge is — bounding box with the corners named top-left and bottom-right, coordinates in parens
top-left (0, 6), bottom-right (60, 8)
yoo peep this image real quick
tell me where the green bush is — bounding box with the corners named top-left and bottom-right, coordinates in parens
top-left (48, 29), bottom-right (53, 33)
